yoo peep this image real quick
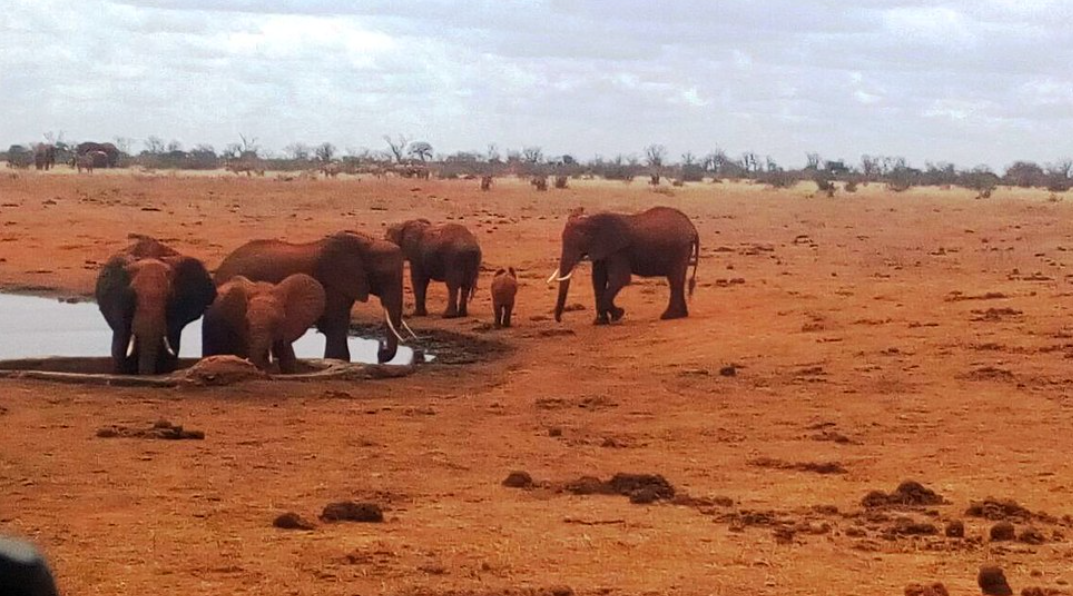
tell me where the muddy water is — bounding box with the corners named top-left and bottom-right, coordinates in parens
top-left (0, 294), bottom-right (415, 365)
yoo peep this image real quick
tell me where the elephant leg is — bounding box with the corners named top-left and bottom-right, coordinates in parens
top-left (319, 296), bottom-right (353, 361)
top-left (661, 258), bottom-right (690, 320)
top-left (443, 280), bottom-right (461, 318)
top-left (591, 260), bottom-right (610, 325)
top-left (503, 304), bottom-right (513, 328)
top-left (412, 267), bottom-right (430, 317)
top-left (274, 341), bottom-right (297, 374)
top-left (110, 331), bottom-right (134, 374)
top-left (605, 257), bottom-right (631, 322)
top-left (493, 304), bottom-right (502, 328)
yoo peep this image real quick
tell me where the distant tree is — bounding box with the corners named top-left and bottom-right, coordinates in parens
top-left (860, 155), bottom-right (881, 180)
top-left (166, 139), bottom-right (183, 153)
top-left (284, 143), bottom-right (312, 160)
top-left (384, 135), bottom-right (409, 163)
top-left (805, 152), bottom-right (822, 170)
top-left (741, 152), bottom-right (760, 175)
top-left (521, 146), bottom-right (544, 163)
top-left (315, 142), bottom-right (337, 163)
top-left (1045, 159), bottom-right (1072, 192)
top-left (238, 134), bottom-right (259, 157)
top-left (112, 136), bottom-right (133, 155)
top-left (144, 136), bottom-right (165, 154)
top-left (1004, 161), bottom-right (1045, 188)
top-left (408, 141), bottom-right (433, 162)
top-left (486, 144), bottom-right (501, 163)
top-left (644, 144), bottom-right (667, 169)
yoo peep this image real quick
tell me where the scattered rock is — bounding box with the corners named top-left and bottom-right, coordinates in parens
top-left (1018, 526), bottom-right (1047, 545)
top-left (991, 521), bottom-right (1017, 542)
top-left (547, 586), bottom-right (574, 596)
top-left (945, 520), bottom-right (965, 538)
top-left (547, 427), bottom-right (563, 437)
top-left (905, 582), bottom-right (950, 596)
top-left (502, 471), bottom-right (535, 489)
top-left (96, 419), bottom-right (204, 440)
top-left (718, 365), bottom-right (737, 377)
top-left (750, 457), bottom-right (846, 474)
top-left (320, 502), bottom-right (384, 523)
top-left (563, 473), bottom-right (675, 503)
top-left (273, 512), bottom-right (315, 531)
top-left (979, 565), bottom-right (1014, 596)
top-left (967, 498), bottom-right (1037, 522)
top-left (564, 476), bottom-right (612, 496)
top-left (862, 481), bottom-right (944, 508)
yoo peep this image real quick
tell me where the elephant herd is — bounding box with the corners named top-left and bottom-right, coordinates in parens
top-left (93, 206), bottom-right (701, 376)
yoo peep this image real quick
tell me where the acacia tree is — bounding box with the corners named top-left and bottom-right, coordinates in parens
top-left (644, 144), bottom-right (667, 183)
top-left (144, 136), bottom-right (165, 154)
top-left (283, 143), bottom-right (311, 160)
top-left (384, 135), bottom-right (409, 163)
top-left (315, 142), bottom-right (336, 163)
top-left (408, 141), bottom-right (433, 162)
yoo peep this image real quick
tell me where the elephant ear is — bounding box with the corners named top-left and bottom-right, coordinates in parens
top-left (273, 274), bottom-right (327, 344)
top-left (95, 256), bottom-right (134, 331)
top-left (585, 214), bottom-right (631, 261)
top-left (165, 256), bottom-right (216, 329)
top-left (316, 233), bottom-right (370, 302)
top-left (202, 280), bottom-right (250, 357)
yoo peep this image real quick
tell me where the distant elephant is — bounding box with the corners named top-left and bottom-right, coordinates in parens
top-left (214, 231), bottom-right (408, 363)
top-left (76, 141), bottom-right (120, 168)
top-left (491, 267), bottom-right (518, 328)
top-left (75, 151), bottom-right (107, 173)
top-left (385, 219), bottom-right (482, 318)
top-left (33, 144), bottom-right (55, 171)
top-left (0, 536), bottom-right (60, 596)
top-left (96, 236), bottom-right (216, 374)
top-left (550, 206), bottom-right (699, 324)
top-left (203, 274), bottom-right (326, 373)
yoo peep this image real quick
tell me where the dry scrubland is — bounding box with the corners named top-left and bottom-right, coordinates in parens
top-left (2, 170), bottom-right (1073, 595)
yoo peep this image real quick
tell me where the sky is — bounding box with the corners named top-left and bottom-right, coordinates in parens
top-left (1, 0), bottom-right (1071, 169)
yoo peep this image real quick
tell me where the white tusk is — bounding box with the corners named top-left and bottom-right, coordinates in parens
top-left (547, 269), bottom-right (561, 284)
top-left (556, 269), bottom-right (574, 282)
top-left (384, 309), bottom-right (406, 344)
top-left (401, 319), bottom-right (420, 340)
top-left (163, 336), bottom-right (176, 357)
top-left (126, 335), bottom-right (136, 358)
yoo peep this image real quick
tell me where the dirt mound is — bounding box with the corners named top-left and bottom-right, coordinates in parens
top-left (502, 471), bottom-right (535, 489)
top-left (561, 473), bottom-right (675, 503)
top-left (181, 355), bottom-right (267, 386)
top-left (273, 512), bottom-right (315, 531)
top-left (978, 565), bottom-right (1013, 596)
top-left (990, 521), bottom-right (1016, 541)
top-left (944, 520), bottom-right (965, 537)
top-left (862, 481), bottom-right (945, 508)
top-left (96, 419), bottom-right (204, 440)
top-left (320, 501), bottom-right (384, 523)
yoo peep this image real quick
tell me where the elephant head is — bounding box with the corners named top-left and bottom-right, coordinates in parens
top-left (551, 209), bottom-right (630, 322)
top-left (96, 244), bottom-right (215, 375)
top-left (384, 218), bottom-right (431, 257)
top-left (203, 274), bottom-right (326, 373)
top-left (319, 232), bottom-right (407, 363)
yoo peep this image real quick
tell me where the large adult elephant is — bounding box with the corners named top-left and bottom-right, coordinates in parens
top-left (549, 206), bottom-right (699, 324)
top-left (33, 144), bottom-right (55, 171)
top-left (385, 219), bottom-right (482, 318)
top-left (76, 141), bottom-right (120, 168)
top-left (95, 236), bottom-right (216, 375)
top-left (203, 274), bottom-right (326, 373)
top-left (214, 231), bottom-right (407, 363)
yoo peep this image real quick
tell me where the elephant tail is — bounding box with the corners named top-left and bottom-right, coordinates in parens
top-left (688, 235), bottom-right (699, 298)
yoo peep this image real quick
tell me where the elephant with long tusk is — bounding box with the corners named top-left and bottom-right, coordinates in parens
top-left (96, 236), bottom-right (216, 375)
top-left (550, 206), bottom-right (700, 325)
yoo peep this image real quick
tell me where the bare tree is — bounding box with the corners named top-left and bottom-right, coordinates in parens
top-left (112, 137), bottom-right (133, 155)
top-left (486, 144), bottom-right (501, 163)
top-left (522, 146), bottom-right (543, 163)
top-left (741, 152), bottom-right (760, 174)
top-left (315, 142), bottom-right (336, 163)
top-left (805, 152), bottom-right (821, 170)
top-left (144, 136), bottom-right (165, 154)
top-left (166, 139), bottom-right (183, 153)
top-left (239, 134), bottom-right (259, 157)
top-left (384, 135), bottom-right (409, 163)
top-left (284, 143), bottom-right (312, 160)
top-left (644, 144), bottom-right (667, 169)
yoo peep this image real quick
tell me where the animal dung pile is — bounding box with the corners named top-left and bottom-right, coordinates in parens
top-left (502, 471), bottom-right (677, 504)
top-left (272, 512), bottom-right (315, 531)
top-left (860, 480), bottom-right (945, 508)
top-left (96, 419), bottom-right (204, 440)
top-left (319, 501), bottom-right (385, 523)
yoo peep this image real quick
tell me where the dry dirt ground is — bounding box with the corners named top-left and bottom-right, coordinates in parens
top-left (2, 170), bottom-right (1073, 595)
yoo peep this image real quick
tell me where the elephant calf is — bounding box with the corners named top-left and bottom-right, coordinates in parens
top-left (96, 236), bottom-right (216, 375)
top-left (386, 219), bottom-right (482, 318)
top-left (202, 274), bottom-right (326, 374)
top-left (491, 267), bottom-right (518, 328)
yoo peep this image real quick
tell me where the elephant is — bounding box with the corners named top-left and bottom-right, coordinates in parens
top-left (76, 141), bottom-right (120, 168)
top-left (32, 144), bottom-right (55, 171)
top-left (385, 219), bottom-right (482, 318)
top-left (76, 151), bottom-right (107, 173)
top-left (202, 274), bottom-right (326, 373)
top-left (214, 231), bottom-right (409, 364)
top-left (95, 236), bottom-right (216, 375)
top-left (0, 536), bottom-right (60, 596)
top-left (491, 267), bottom-right (518, 328)
top-left (550, 206), bottom-right (699, 324)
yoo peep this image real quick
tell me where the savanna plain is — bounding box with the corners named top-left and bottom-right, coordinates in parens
top-left (2, 171), bottom-right (1073, 595)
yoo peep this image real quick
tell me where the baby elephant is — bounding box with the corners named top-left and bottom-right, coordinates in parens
top-left (202, 274), bottom-right (326, 373)
top-left (491, 267), bottom-right (518, 328)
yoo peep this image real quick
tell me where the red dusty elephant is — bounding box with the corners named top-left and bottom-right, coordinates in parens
top-left (385, 219), bottom-right (482, 318)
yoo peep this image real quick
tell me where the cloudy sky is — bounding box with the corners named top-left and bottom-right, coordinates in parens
top-left (2, 0), bottom-right (1071, 168)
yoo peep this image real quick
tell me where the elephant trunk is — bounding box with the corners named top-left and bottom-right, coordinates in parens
top-left (131, 305), bottom-right (167, 375)
top-left (553, 252), bottom-right (580, 322)
top-left (378, 293), bottom-right (403, 364)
